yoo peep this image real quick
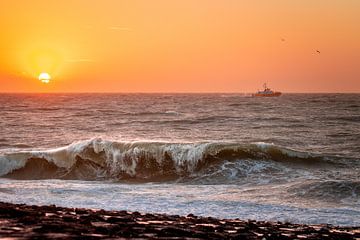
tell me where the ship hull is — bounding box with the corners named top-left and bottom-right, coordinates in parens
top-left (252, 92), bottom-right (282, 97)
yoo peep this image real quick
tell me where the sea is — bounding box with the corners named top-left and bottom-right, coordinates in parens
top-left (0, 93), bottom-right (359, 226)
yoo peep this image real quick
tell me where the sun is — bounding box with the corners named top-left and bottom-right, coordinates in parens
top-left (38, 72), bottom-right (51, 84)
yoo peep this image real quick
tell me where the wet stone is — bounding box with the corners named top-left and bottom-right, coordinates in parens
top-left (0, 201), bottom-right (359, 239)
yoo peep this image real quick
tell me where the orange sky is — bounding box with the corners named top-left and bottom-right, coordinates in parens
top-left (0, 1), bottom-right (359, 93)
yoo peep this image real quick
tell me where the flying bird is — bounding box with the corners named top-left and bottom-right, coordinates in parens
top-left (316, 50), bottom-right (321, 54)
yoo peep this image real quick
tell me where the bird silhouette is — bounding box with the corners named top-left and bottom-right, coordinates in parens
top-left (316, 50), bottom-right (321, 54)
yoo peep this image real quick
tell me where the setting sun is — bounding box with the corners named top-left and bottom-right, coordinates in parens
top-left (38, 72), bottom-right (51, 84)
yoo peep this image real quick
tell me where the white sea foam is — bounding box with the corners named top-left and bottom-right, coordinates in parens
top-left (0, 138), bottom-right (331, 181)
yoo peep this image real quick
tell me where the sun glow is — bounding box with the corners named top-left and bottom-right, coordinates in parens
top-left (38, 72), bottom-right (51, 84)
top-left (0, 1), bottom-right (359, 92)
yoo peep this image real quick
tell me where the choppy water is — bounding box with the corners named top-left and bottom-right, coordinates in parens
top-left (0, 93), bottom-right (359, 225)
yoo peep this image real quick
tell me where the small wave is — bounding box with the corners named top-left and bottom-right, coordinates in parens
top-left (328, 116), bottom-right (360, 123)
top-left (228, 103), bottom-right (242, 107)
top-left (127, 111), bottom-right (181, 116)
top-left (0, 144), bottom-right (11, 148)
top-left (33, 107), bottom-right (62, 111)
top-left (0, 188), bottom-right (14, 194)
top-left (0, 143), bottom-right (32, 149)
top-left (0, 138), bottom-right (337, 182)
top-left (289, 180), bottom-right (360, 204)
top-left (346, 104), bottom-right (359, 109)
top-left (123, 116), bottom-right (235, 125)
top-left (164, 110), bottom-right (180, 115)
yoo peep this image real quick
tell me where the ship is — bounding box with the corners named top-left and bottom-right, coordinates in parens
top-left (252, 83), bottom-right (281, 97)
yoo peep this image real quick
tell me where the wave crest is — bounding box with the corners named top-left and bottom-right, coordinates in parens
top-left (0, 138), bottom-right (333, 181)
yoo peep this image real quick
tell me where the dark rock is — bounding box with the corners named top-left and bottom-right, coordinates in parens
top-left (0, 201), bottom-right (359, 240)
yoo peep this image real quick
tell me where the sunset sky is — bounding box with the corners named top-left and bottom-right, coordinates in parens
top-left (0, 1), bottom-right (359, 93)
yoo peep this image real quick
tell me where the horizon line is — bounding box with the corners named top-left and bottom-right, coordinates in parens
top-left (0, 91), bottom-right (359, 94)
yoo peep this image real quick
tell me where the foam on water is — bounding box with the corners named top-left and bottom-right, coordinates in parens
top-left (0, 138), bottom-right (336, 181)
top-left (0, 179), bottom-right (359, 226)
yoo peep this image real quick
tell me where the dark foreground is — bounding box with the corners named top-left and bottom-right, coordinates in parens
top-left (0, 202), bottom-right (359, 239)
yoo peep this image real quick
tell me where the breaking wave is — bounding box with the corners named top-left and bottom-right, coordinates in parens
top-left (0, 138), bottom-right (342, 182)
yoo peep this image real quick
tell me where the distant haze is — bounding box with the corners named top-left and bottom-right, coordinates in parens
top-left (0, 1), bottom-right (359, 92)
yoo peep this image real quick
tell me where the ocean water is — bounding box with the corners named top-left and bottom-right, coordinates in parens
top-left (0, 93), bottom-right (359, 226)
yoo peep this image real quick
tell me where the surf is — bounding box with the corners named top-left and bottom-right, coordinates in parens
top-left (0, 138), bottom-right (346, 182)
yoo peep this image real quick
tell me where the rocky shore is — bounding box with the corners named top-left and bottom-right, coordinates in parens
top-left (0, 202), bottom-right (359, 239)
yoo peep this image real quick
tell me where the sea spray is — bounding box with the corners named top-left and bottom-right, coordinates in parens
top-left (0, 138), bottom-right (341, 181)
